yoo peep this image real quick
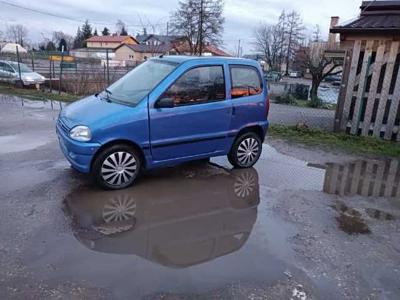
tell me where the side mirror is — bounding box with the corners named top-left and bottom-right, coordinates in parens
top-left (156, 97), bottom-right (174, 108)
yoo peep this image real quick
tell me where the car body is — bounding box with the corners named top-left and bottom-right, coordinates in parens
top-left (264, 71), bottom-right (281, 82)
top-left (0, 60), bottom-right (45, 86)
top-left (56, 56), bottom-right (269, 189)
top-left (288, 71), bottom-right (303, 78)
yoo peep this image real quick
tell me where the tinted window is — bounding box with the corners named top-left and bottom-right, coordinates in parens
top-left (163, 66), bottom-right (225, 106)
top-left (230, 66), bottom-right (262, 99)
top-left (106, 60), bottom-right (177, 106)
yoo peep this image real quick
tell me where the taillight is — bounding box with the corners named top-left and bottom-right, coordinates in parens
top-left (265, 94), bottom-right (270, 118)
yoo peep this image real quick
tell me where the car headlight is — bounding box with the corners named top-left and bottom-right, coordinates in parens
top-left (69, 126), bottom-right (92, 142)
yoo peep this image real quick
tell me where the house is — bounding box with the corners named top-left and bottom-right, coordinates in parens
top-left (115, 43), bottom-right (173, 61)
top-left (330, 0), bottom-right (400, 140)
top-left (85, 35), bottom-right (138, 50)
top-left (115, 36), bottom-right (231, 62)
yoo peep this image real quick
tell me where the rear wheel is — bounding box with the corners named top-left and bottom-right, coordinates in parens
top-left (91, 144), bottom-right (142, 190)
top-left (228, 132), bottom-right (262, 168)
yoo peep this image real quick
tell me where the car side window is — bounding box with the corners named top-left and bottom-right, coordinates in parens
top-left (230, 66), bottom-right (262, 99)
top-left (0, 62), bottom-right (5, 71)
top-left (2, 64), bottom-right (14, 73)
top-left (162, 66), bottom-right (225, 106)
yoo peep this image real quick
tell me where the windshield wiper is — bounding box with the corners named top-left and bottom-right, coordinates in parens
top-left (103, 88), bottom-right (113, 102)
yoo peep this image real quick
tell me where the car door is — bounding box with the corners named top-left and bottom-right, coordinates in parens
top-left (0, 62), bottom-right (8, 81)
top-left (228, 65), bottom-right (265, 134)
top-left (149, 64), bottom-right (232, 162)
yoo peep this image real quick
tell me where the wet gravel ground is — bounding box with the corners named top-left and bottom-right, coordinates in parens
top-left (0, 97), bottom-right (399, 300)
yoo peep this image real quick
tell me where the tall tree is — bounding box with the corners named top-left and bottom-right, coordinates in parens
top-left (73, 27), bottom-right (83, 49)
top-left (283, 11), bottom-right (304, 75)
top-left (52, 31), bottom-right (73, 50)
top-left (6, 24), bottom-right (28, 46)
top-left (298, 43), bottom-right (342, 107)
top-left (313, 24), bottom-right (321, 42)
top-left (253, 23), bottom-right (284, 71)
top-left (116, 20), bottom-right (128, 35)
top-left (102, 27), bottom-right (110, 36)
top-left (58, 38), bottom-right (67, 52)
top-left (93, 28), bottom-right (98, 36)
top-left (80, 20), bottom-right (93, 47)
top-left (170, 0), bottom-right (224, 55)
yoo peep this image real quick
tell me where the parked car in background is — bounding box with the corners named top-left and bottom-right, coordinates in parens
top-left (0, 60), bottom-right (45, 86)
top-left (289, 71), bottom-right (303, 78)
top-left (57, 56), bottom-right (269, 190)
top-left (264, 71), bottom-right (282, 82)
top-left (324, 74), bottom-right (342, 83)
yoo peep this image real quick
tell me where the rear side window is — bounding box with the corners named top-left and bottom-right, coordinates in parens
top-left (230, 66), bottom-right (262, 99)
top-left (163, 66), bottom-right (225, 106)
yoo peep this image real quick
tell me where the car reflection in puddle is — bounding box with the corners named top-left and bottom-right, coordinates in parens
top-left (64, 163), bottom-right (259, 268)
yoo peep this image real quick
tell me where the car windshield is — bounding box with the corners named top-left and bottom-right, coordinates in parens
top-left (9, 62), bottom-right (32, 73)
top-left (105, 59), bottom-right (178, 105)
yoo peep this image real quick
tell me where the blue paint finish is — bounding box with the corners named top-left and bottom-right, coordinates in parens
top-left (56, 56), bottom-right (269, 174)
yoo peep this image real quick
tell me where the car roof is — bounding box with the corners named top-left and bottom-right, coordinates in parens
top-left (154, 55), bottom-right (261, 67)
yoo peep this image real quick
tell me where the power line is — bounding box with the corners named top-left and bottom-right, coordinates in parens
top-left (0, 0), bottom-right (165, 28)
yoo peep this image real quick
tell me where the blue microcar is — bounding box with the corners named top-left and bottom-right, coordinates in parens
top-left (56, 56), bottom-right (269, 189)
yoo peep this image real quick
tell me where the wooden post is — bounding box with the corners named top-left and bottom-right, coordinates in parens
top-left (361, 41), bottom-right (385, 136)
top-left (351, 40), bottom-right (374, 135)
top-left (384, 41), bottom-right (400, 140)
top-left (341, 40), bottom-right (362, 131)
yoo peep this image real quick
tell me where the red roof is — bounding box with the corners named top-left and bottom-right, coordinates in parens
top-left (86, 35), bottom-right (137, 43)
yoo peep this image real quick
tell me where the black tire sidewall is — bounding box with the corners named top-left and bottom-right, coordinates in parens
top-left (91, 145), bottom-right (141, 190)
top-left (229, 132), bottom-right (262, 168)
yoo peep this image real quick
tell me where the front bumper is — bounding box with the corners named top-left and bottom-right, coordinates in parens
top-left (56, 120), bottom-right (101, 173)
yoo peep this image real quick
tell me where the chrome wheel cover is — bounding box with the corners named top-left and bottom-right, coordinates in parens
top-left (237, 138), bottom-right (260, 166)
top-left (234, 171), bottom-right (256, 198)
top-left (102, 195), bottom-right (136, 223)
top-left (101, 151), bottom-right (137, 186)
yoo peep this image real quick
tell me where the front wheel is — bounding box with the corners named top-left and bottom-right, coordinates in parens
top-left (91, 144), bottom-right (142, 190)
top-left (228, 132), bottom-right (262, 168)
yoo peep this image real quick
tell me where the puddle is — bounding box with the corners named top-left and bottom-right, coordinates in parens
top-left (0, 134), bottom-right (52, 154)
top-left (323, 159), bottom-right (400, 198)
top-left (64, 164), bottom-right (261, 266)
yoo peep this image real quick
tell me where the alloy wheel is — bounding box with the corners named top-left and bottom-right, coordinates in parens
top-left (236, 138), bottom-right (260, 166)
top-left (101, 151), bottom-right (137, 187)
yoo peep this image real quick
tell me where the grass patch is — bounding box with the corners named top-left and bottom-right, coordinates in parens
top-left (0, 83), bottom-right (80, 102)
top-left (269, 125), bottom-right (400, 158)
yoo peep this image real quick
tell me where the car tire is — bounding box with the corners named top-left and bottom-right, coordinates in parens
top-left (91, 144), bottom-right (142, 190)
top-left (228, 132), bottom-right (262, 168)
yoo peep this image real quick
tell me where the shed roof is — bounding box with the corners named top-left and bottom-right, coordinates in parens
top-left (330, 1), bottom-right (400, 34)
top-left (86, 35), bottom-right (138, 43)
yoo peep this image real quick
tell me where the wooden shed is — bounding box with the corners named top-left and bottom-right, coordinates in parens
top-left (331, 1), bottom-right (400, 141)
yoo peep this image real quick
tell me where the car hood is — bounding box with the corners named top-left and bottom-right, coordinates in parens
top-left (21, 72), bottom-right (44, 80)
top-left (60, 95), bottom-right (130, 130)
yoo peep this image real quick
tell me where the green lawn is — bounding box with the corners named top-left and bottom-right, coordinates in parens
top-left (0, 83), bottom-right (79, 102)
top-left (268, 125), bottom-right (400, 158)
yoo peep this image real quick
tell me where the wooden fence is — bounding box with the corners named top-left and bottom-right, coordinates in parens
top-left (323, 160), bottom-right (400, 198)
top-left (335, 40), bottom-right (400, 141)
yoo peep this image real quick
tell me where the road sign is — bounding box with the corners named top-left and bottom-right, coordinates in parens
top-left (49, 55), bottom-right (75, 62)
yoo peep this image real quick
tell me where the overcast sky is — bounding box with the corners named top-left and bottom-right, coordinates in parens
top-left (0, 0), bottom-right (363, 54)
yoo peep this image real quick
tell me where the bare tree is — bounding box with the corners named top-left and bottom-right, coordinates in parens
top-left (298, 43), bottom-right (342, 107)
top-left (253, 23), bottom-right (285, 71)
top-left (6, 24), bottom-right (28, 46)
top-left (52, 31), bottom-right (74, 50)
top-left (312, 24), bottom-right (321, 42)
top-left (116, 20), bottom-right (128, 35)
top-left (170, 0), bottom-right (224, 55)
top-left (283, 11), bottom-right (304, 75)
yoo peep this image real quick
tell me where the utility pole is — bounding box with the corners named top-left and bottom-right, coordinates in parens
top-left (198, 0), bottom-right (204, 56)
top-left (237, 39), bottom-right (241, 57)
